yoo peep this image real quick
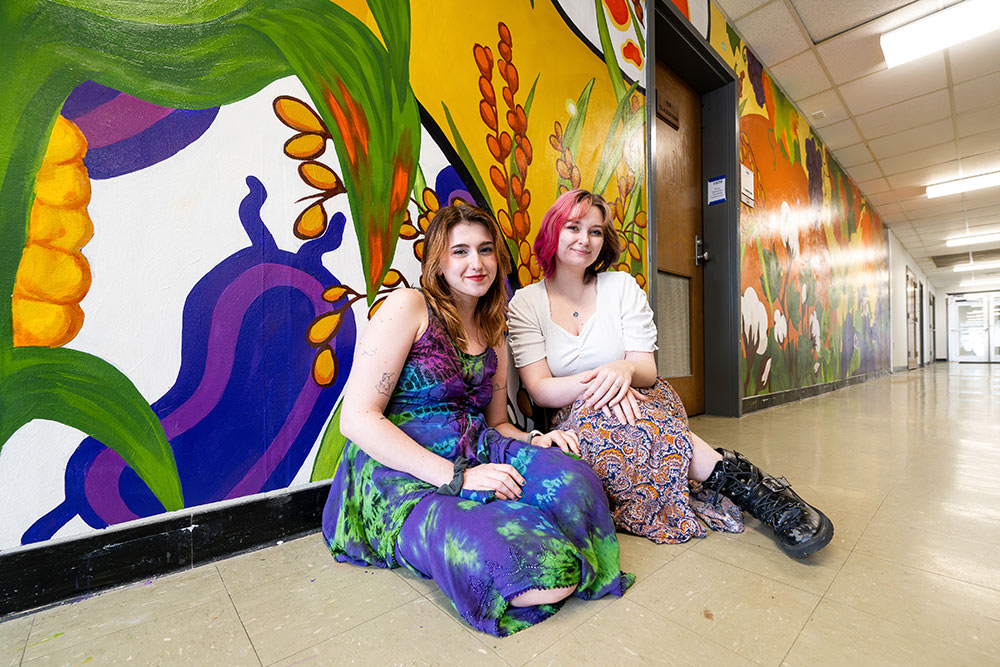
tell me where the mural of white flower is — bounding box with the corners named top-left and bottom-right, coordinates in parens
top-left (773, 308), bottom-right (787, 345)
top-left (779, 201), bottom-right (799, 258)
top-left (810, 311), bottom-right (821, 353)
top-left (741, 286), bottom-right (768, 356)
top-left (801, 282), bottom-right (807, 305)
top-left (761, 357), bottom-right (772, 385)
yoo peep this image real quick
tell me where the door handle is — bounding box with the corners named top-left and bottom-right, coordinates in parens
top-left (695, 235), bottom-right (710, 266)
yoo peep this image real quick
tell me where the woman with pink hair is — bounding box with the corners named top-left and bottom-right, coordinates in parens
top-left (508, 189), bottom-right (832, 558)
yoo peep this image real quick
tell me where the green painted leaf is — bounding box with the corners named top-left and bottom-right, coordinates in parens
top-left (441, 102), bottom-right (493, 214)
top-left (311, 400), bottom-right (347, 481)
top-left (564, 78), bottom-right (596, 154)
top-left (625, 0), bottom-right (645, 54)
top-left (594, 0), bottom-right (626, 102)
top-left (592, 81), bottom-right (640, 195)
top-left (0, 347), bottom-right (183, 511)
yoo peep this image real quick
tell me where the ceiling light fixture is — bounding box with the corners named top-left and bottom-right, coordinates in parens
top-left (880, 0), bottom-right (1000, 69)
top-left (954, 259), bottom-right (1000, 272)
top-left (959, 277), bottom-right (1000, 288)
top-left (945, 232), bottom-right (1000, 247)
top-left (927, 171), bottom-right (1000, 199)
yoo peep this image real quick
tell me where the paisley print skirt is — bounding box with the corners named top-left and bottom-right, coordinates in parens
top-left (553, 378), bottom-right (744, 544)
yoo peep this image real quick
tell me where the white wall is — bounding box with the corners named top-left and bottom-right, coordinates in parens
top-left (888, 230), bottom-right (938, 369)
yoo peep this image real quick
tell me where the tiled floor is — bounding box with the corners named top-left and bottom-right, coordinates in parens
top-left (3, 363), bottom-right (999, 666)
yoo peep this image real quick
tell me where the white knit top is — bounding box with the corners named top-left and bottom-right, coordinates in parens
top-left (507, 271), bottom-right (658, 377)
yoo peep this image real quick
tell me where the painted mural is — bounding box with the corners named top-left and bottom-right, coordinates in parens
top-left (0, 1), bottom-right (647, 548)
top-left (705, 4), bottom-right (891, 398)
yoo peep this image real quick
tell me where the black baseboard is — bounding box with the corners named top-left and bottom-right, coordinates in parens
top-left (0, 481), bottom-right (332, 618)
top-left (741, 369), bottom-right (891, 413)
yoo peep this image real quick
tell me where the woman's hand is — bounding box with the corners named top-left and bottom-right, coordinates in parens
top-left (581, 361), bottom-right (634, 412)
top-left (599, 387), bottom-right (648, 426)
top-left (531, 429), bottom-right (580, 455)
top-left (463, 463), bottom-right (526, 501)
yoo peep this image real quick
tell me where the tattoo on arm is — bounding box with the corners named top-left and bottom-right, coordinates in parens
top-left (359, 346), bottom-right (377, 357)
top-left (492, 380), bottom-right (505, 392)
top-left (376, 372), bottom-right (396, 397)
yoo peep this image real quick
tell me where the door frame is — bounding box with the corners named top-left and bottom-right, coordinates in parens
top-left (647, 0), bottom-right (741, 416)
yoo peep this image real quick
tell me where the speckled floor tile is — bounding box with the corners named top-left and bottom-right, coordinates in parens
top-left (0, 616), bottom-right (31, 667)
top-left (626, 549), bottom-right (820, 665)
top-left (229, 560), bottom-right (419, 665)
top-left (23, 564), bottom-right (228, 661)
top-left (217, 532), bottom-right (335, 593)
top-left (825, 550), bottom-right (1000, 658)
top-left (525, 599), bottom-right (757, 666)
top-left (22, 599), bottom-right (257, 666)
top-left (271, 597), bottom-right (504, 666)
top-left (783, 599), bottom-right (995, 667)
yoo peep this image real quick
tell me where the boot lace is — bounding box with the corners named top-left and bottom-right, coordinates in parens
top-left (748, 476), bottom-right (803, 530)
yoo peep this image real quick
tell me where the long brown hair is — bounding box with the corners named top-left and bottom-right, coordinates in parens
top-left (421, 202), bottom-right (512, 349)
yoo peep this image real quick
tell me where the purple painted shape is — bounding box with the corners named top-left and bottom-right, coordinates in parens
top-left (225, 379), bottom-right (322, 499)
top-left (84, 450), bottom-right (140, 523)
top-left (74, 95), bottom-right (174, 149)
top-left (159, 264), bottom-right (327, 439)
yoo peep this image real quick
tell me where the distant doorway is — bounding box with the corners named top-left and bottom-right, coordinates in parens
top-left (906, 269), bottom-right (919, 371)
top-left (929, 292), bottom-right (936, 361)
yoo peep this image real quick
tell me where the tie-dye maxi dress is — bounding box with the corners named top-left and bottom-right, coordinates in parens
top-left (321, 308), bottom-right (633, 637)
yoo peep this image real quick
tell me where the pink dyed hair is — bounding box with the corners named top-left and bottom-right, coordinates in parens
top-left (533, 189), bottom-right (620, 280)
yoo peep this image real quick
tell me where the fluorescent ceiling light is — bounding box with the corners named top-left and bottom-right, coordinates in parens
top-left (959, 277), bottom-right (1000, 288)
top-left (954, 259), bottom-right (1000, 272)
top-left (881, 0), bottom-right (1000, 69)
top-left (926, 171), bottom-right (1000, 198)
top-left (945, 232), bottom-right (1000, 247)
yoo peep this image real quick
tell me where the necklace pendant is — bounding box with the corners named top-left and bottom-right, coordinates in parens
top-left (573, 311), bottom-right (579, 318)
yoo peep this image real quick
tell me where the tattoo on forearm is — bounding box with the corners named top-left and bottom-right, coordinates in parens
top-left (359, 346), bottom-right (377, 357)
top-left (376, 372), bottom-right (395, 397)
top-left (492, 380), bottom-right (505, 392)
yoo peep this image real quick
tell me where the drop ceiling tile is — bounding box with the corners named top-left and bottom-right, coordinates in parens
top-left (866, 119), bottom-right (955, 160)
top-left (948, 31), bottom-right (1000, 83)
top-left (902, 198), bottom-right (966, 218)
top-left (854, 89), bottom-right (951, 139)
top-left (735, 2), bottom-right (810, 66)
top-left (959, 129), bottom-right (1000, 160)
top-left (833, 142), bottom-right (875, 167)
top-left (838, 52), bottom-right (947, 115)
top-left (857, 177), bottom-right (891, 194)
top-left (890, 185), bottom-right (926, 201)
top-left (867, 191), bottom-right (898, 206)
top-left (886, 159), bottom-right (960, 188)
top-left (846, 162), bottom-right (882, 182)
top-left (878, 142), bottom-right (957, 176)
top-left (956, 105), bottom-right (1000, 138)
top-left (874, 202), bottom-right (904, 219)
top-left (808, 0), bottom-right (944, 84)
top-left (954, 71), bottom-right (1000, 113)
top-left (768, 51), bottom-right (831, 100)
top-left (797, 89), bottom-right (849, 127)
top-left (816, 118), bottom-right (861, 149)
top-left (960, 149), bottom-right (1000, 176)
top-left (791, 0), bottom-right (938, 43)
top-left (714, 0), bottom-right (772, 21)
top-left (961, 187), bottom-right (1000, 208)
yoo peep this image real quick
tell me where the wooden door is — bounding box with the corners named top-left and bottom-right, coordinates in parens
top-left (655, 60), bottom-right (704, 415)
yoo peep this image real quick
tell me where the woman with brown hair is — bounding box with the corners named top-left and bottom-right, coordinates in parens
top-left (508, 189), bottom-right (833, 558)
top-left (321, 201), bottom-right (632, 636)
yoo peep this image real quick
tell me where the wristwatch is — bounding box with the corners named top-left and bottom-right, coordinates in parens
top-left (528, 429), bottom-right (543, 444)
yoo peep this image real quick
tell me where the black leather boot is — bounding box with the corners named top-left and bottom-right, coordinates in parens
top-left (703, 449), bottom-right (833, 558)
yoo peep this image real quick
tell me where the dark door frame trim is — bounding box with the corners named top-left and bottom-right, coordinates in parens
top-left (646, 0), bottom-right (741, 416)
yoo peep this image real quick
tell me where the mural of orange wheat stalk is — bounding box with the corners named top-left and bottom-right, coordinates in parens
top-left (475, 23), bottom-right (539, 287)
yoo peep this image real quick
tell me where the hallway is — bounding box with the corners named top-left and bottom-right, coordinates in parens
top-left (2, 363), bottom-right (998, 666)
